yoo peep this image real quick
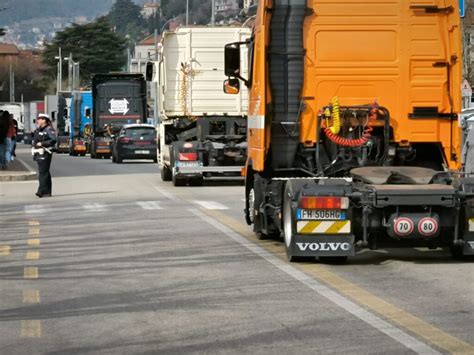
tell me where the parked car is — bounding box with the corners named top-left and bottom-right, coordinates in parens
top-left (112, 124), bottom-right (157, 164)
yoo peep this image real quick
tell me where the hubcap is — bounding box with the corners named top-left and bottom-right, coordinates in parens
top-left (284, 197), bottom-right (293, 248)
top-left (248, 188), bottom-right (256, 223)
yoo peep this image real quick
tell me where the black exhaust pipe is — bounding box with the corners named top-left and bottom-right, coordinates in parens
top-left (268, 0), bottom-right (306, 170)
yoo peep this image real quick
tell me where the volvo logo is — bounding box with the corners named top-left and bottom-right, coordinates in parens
top-left (296, 242), bottom-right (351, 252)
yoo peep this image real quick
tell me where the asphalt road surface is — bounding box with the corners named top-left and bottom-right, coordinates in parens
top-left (0, 146), bottom-right (473, 354)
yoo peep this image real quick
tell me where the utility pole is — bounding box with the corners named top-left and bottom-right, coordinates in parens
top-left (75, 62), bottom-right (80, 90)
top-left (67, 52), bottom-right (73, 92)
top-left (186, 0), bottom-right (189, 26)
top-left (55, 47), bottom-right (63, 93)
top-left (9, 58), bottom-right (15, 102)
top-left (211, 0), bottom-right (215, 26)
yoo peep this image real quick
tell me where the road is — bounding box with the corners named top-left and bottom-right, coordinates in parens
top-left (0, 146), bottom-right (473, 354)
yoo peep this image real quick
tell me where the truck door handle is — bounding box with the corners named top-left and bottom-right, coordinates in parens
top-left (410, 5), bottom-right (454, 14)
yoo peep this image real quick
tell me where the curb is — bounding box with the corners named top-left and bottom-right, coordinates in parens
top-left (0, 158), bottom-right (37, 182)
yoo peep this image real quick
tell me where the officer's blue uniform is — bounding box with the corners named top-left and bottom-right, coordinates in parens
top-left (33, 124), bottom-right (57, 197)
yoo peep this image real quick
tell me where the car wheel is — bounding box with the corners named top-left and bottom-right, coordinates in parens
top-left (161, 165), bottom-right (172, 181)
top-left (112, 154), bottom-right (117, 163)
top-left (153, 157), bottom-right (158, 163)
top-left (116, 154), bottom-right (123, 164)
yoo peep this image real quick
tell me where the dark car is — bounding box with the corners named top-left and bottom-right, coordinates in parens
top-left (112, 124), bottom-right (157, 163)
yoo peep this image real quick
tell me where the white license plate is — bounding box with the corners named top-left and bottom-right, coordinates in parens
top-left (297, 209), bottom-right (345, 220)
top-left (135, 150), bottom-right (150, 154)
top-left (176, 161), bottom-right (201, 167)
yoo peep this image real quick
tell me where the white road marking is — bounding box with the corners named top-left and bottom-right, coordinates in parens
top-left (136, 201), bottom-right (163, 210)
top-left (152, 186), bottom-right (181, 202)
top-left (24, 205), bottom-right (47, 214)
top-left (83, 203), bottom-right (107, 212)
top-left (193, 200), bottom-right (229, 210)
top-left (190, 208), bottom-right (440, 355)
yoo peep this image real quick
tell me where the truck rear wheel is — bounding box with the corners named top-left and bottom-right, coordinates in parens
top-left (283, 183), bottom-right (314, 262)
top-left (161, 165), bottom-right (172, 181)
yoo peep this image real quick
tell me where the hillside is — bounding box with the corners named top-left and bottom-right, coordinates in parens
top-left (0, 0), bottom-right (146, 25)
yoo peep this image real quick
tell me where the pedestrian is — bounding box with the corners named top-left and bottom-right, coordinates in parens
top-left (5, 112), bottom-right (16, 164)
top-left (33, 114), bottom-right (57, 198)
top-left (0, 110), bottom-right (8, 170)
top-left (10, 114), bottom-right (18, 159)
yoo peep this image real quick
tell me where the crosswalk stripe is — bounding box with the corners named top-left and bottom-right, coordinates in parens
top-left (24, 205), bottom-right (47, 214)
top-left (82, 203), bottom-right (107, 212)
top-left (136, 201), bottom-right (163, 210)
top-left (194, 201), bottom-right (229, 210)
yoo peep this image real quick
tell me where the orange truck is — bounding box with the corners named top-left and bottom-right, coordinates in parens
top-left (224, 0), bottom-right (474, 261)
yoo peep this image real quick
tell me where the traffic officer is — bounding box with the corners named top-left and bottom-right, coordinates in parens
top-left (33, 114), bottom-right (57, 198)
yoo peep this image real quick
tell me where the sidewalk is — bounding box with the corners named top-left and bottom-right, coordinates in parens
top-left (0, 146), bottom-right (37, 182)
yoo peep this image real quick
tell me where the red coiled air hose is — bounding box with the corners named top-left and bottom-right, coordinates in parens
top-left (324, 126), bottom-right (374, 147)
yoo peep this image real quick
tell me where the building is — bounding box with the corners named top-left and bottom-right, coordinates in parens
top-left (142, 1), bottom-right (161, 19)
top-left (0, 43), bottom-right (20, 65)
top-left (215, 0), bottom-right (240, 15)
top-left (130, 35), bottom-right (160, 75)
top-left (462, 0), bottom-right (474, 106)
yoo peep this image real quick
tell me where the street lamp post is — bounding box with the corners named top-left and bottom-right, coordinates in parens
top-left (54, 47), bottom-right (62, 94)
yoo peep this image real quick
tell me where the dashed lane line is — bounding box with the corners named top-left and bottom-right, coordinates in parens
top-left (23, 290), bottom-right (40, 304)
top-left (24, 267), bottom-right (38, 279)
top-left (27, 239), bottom-right (40, 246)
top-left (21, 320), bottom-right (41, 338)
top-left (26, 251), bottom-right (40, 260)
top-left (28, 228), bottom-right (40, 235)
top-left (28, 221), bottom-right (40, 226)
top-left (196, 208), bottom-right (474, 355)
top-left (0, 245), bottom-right (11, 256)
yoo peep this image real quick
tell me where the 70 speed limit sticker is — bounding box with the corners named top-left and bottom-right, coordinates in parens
top-left (394, 218), bottom-right (414, 237)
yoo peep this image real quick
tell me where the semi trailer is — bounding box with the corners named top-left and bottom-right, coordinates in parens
top-left (146, 27), bottom-right (251, 186)
top-left (69, 91), bottom-right (92, 156)
top-left (224, 0), bottom-right (474, 261)
top-left (91, 73), bottom-right (147, 159)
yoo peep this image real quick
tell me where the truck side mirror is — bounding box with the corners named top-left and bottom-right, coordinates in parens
top-left (224, 44), bottom-right (241, 77)
top-left (223, 78), bottom-right (240, 95)
top-left (146, 62), bottom-right (154, 81)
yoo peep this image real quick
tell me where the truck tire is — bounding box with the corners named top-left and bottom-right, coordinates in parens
top-left (161, 165), bottom-right (172, 181)
top-left (172, 174), bottom-right (186, 186)
top-left (283, 182), bottom-right (314, 262)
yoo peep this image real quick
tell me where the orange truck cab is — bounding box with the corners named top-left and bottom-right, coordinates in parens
top-left (224, 0), bottom-right (474, 261)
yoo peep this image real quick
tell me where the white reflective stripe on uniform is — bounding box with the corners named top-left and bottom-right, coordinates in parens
top-left (248, 115), bottom-right (265, 129)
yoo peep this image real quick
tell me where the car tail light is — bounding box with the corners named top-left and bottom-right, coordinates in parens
top-left (118, 137), bottom-right (132, 144)
top-left (299, 196), bottom-right (349, 210)
top-left (178, 152), bottom-right (198, 161)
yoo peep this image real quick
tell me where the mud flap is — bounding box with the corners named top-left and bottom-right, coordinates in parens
top-left (289, 235), bottom-right (356, 257)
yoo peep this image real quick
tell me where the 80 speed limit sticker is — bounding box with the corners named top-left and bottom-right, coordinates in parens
top-left (418, 217), bottom-right (439, 236)
top-left (394, 217), bottom-right (414, 236)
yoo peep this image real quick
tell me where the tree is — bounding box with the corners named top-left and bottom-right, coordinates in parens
top-left (108, 0), bottom-right (144, 42)
top-left (43, 17), bottom-right (127, 83)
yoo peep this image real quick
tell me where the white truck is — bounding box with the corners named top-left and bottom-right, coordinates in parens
top-left (146, 27), bottom-right (251, 186)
